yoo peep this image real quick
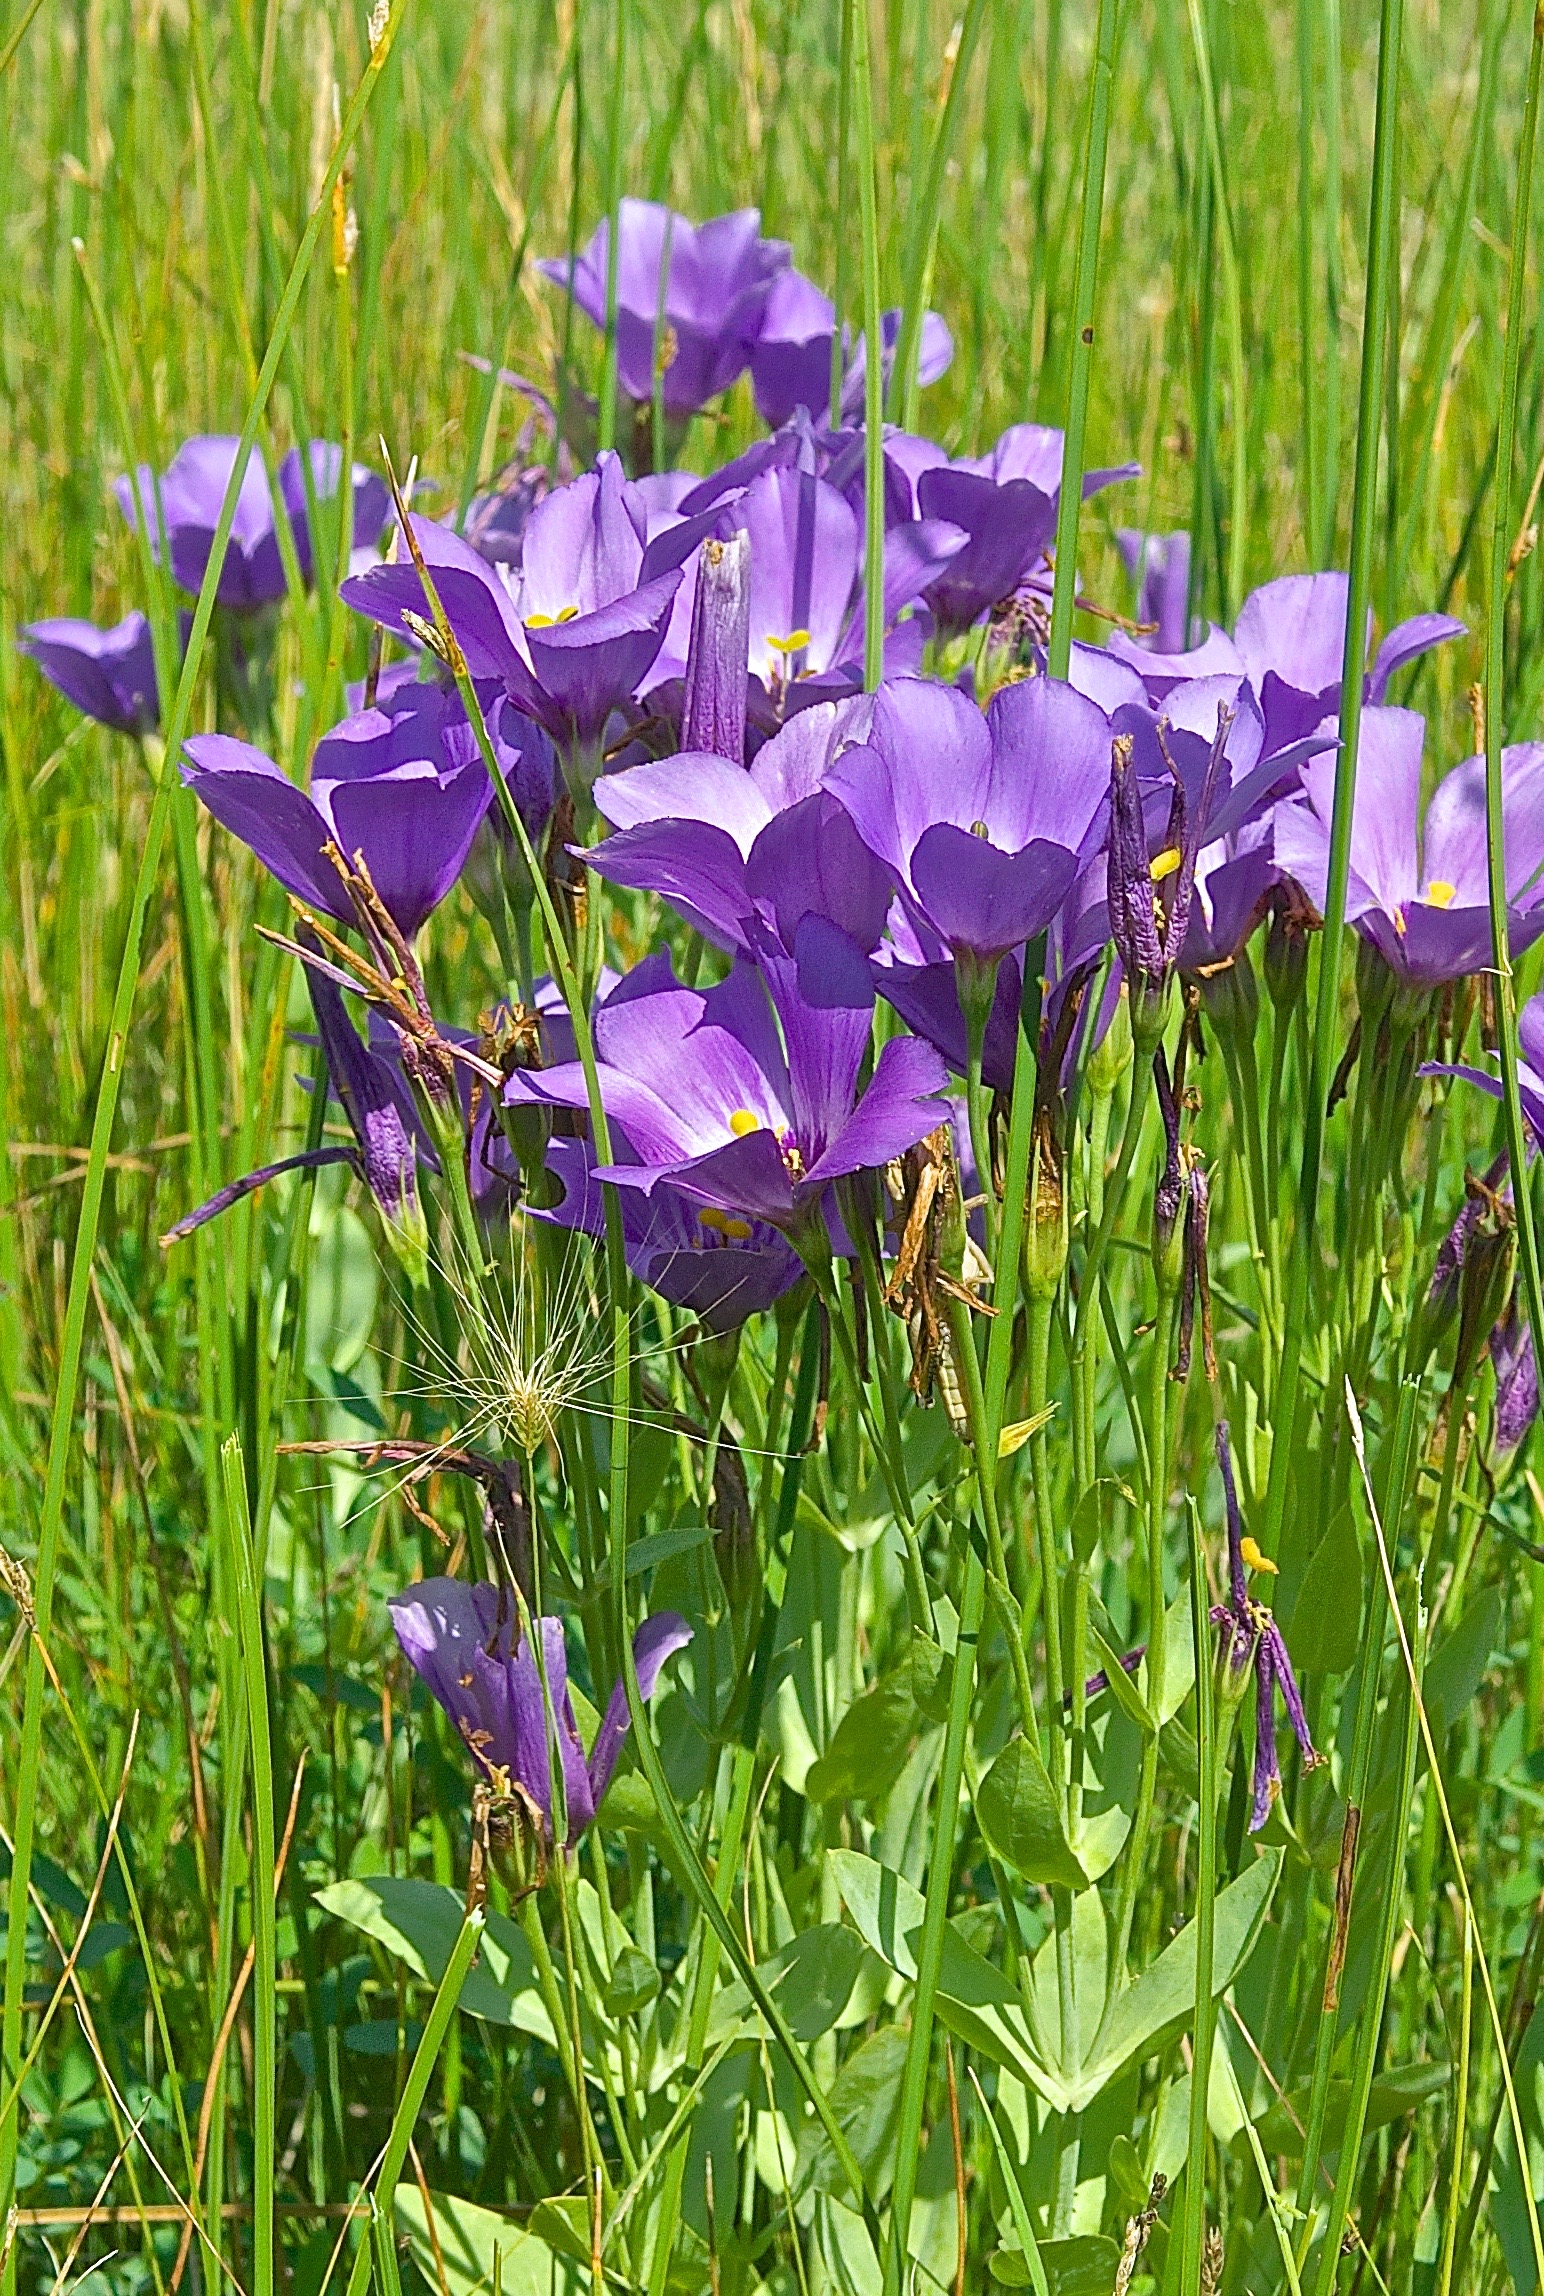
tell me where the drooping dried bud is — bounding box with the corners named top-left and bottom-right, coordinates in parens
top-left (681, 530), bottom-right (751, 765)
top-left (1023, 1105), bottom-right (1068, 1300)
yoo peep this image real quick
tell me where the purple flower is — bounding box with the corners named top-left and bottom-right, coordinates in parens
top-left (747, 271), bottom-right (954, 429)
top-left (538, 1137), bottom-right (805, 1332)
top-left (1211, 1421), bottom-right (1321, 1832)
top-left (1108, 570), bottom-right (1464, 753)
top-left (389, 1578), bottom-right (692, 1842)
top-left (906, 424), bottom-right (1139, 640)
top-left (1177, 818), bottom-right (1282, 973)
top-left (1422, 990), bottom-right (1544, 1146)
top-left (1116, 529), bottom-right (1191, 654)
top-left (1107, 698), bottom-right (1233, 1027)
top-left (19, 611), bottom-right (161, 736)
top-left (115, 436), bottom-right (388, 611)
top-left (1274, 710), bottom-right (1544, 987)
top-left (341, 457), bottom-right (704, 763)
top-left (590, 698), bottom-right (892, 955)
top-left (537, 201), bottom-right (789, 417)
top-left (1491, 1306), bottom-right (1539, 1453)
top-left (825, 675), bottom-right (1112, 964)
top-left (163, 960), bottom-right (428, 1280)
top-left (506, 925), bottom-right (950, 1246)
top-left (732, 464), bottom-right (964, 726)
top-left (183, 680), bottom-right (495, 938)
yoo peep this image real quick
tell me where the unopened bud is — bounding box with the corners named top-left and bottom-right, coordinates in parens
top-left (1263, 888), bottom-right (1313, 1015)
top-left (1198, 946), bottom-right (1258, 1040)
top-left (1023, 1109), bottom-right (1067, 1300)
top-left (1087, 980), bottom-right (1133, 1100)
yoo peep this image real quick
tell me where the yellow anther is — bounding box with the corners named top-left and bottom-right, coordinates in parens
top-left (767, 629), bottom-right (812, 655)
top-left (1239, 1534), bottom-right (1278, 1577)
top-left (525, 605), bottom-right (581, 630)
top-left (699, 1208), bottom-right (754, 1241)
top-left (728, 1109), bottom-right (762, 1137)
top-left (1423, 878), bottom-right (1457, 909)
top-left (1150, 846), bottom-right (1182, 884)
top-left (1393, 905), bottom-right (1409, 937)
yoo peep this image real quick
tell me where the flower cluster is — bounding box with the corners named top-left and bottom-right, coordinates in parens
top-left (26, 196), bottom-right (1534, 1836)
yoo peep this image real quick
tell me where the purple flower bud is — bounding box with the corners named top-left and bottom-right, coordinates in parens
top-left (681, 531), bottom-right (751, 765)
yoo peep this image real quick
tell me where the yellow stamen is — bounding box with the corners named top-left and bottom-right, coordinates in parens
top-left (1239, 1534), bottom-right (1278, 1577)
top-left (1423, 878), bottom-right (1457, 909)
top-left (699, 1208), bottom-right (754, 1241)
top-left (728, 1109), bottom-right (762, 1137)
top-left (766, 628), bottom-right (812, 655)
top-left (1150, 846), bottom-right (1181, 884)
top-left (1393, 905), bottom-right (1409, 937)
top-left (525, 604), bottom-right (581, 630)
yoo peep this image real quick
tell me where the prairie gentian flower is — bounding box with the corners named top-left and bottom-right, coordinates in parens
top-left (902, 424), bottom-right (1138, 641)
top-left (729, 464), bottom-right (964, 726)
top-left (163, 964), bottom-right (429, 1281)
top-left (590, 699), bottom-right (891, 955)
top-left (1109, 570), bottom-right (1464, 747)
top-left (1177, 818), bottom-right (1283, 975)
top-left (506, 926), bottom-right (950, 1252)
top-left (115, 436), bottom-right (388, 610)
top-left (1274, 709), bottom-right (1544, 988)
top-left (1212, 1422), bottom-right (1322, 1831)
top-left (747, 271), bottom-right (954, 428)
top-left (19, 612), bottom-right (162, 736)
top-left (538, 1137), bottom-right (805, 1332)
top-left (183, 680), bottom-right (495, 938)
top-left (537, 201), bottom-right (790, 419)
top-left (341, 458), bottom-right (704, 770)
top-left (1422, 990), bottom-right (1544, 1147)
top-left (1108, 703), bottom-right (1231, 1036)
top-left (1490, 1305), bottom-right (1539, 1454)
top-left (826, 677), bottom-right (1112, 969)
top-left (389, 1577), bottom-right (692, 1843)
top-left (1117, 529), bottom-right (1191, 654)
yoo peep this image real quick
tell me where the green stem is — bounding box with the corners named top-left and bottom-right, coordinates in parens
top-left (597, 0), bottom-right (628, 456)
top-left (1261, 0), bottom-right (1405, 1560)
top-left (1045, 0), bottom-right (1122, 676)
top-left (221, 1439), bottom-right (276, 2296)
top-left (1180, 1500), bottom-right (1219, 2292)
top-left (1185, 0), bottom-right (1248, 613)
top-left (850, 0), bottom-right (885, 691)
top-left (0, 25), bottom-right (405, 2239)
top-left (1483, 5), bottom-right (1544, 1386)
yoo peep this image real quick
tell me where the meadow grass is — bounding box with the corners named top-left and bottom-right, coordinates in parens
top-left (3, 3), bottom-right (1544, 2294)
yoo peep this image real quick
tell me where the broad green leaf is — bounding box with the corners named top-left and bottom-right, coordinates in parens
top-left (1425, 1588), bottom-right (1503, 1740)
top-left (705, 1922), bottom-right (871, 2046)
top-left (1072, 1804), bottom-right (1131, 1885)
top-left (393, 2184), bottom-right (576, 2296)
top-left (316, 1877), bottom-right (555, 2043)
top-left (993, 2236), bottom-right (1121, 2293)
top-left (1087, 1625), bottom-right (1154, 1734)
top-left (1072, 1849), bottom-right (1281, 2109)
top-left (806, 1658), bottom-right (936, 1805)
top-left (794, 2022), bottom-right (908, 2199)
top-left (829, 1851), bottom-right (1065, 2110)
top-left (1286, 1507), bottom-right (1363, 1673)
top-left (1027, 1886), bottom-right (1109, 2078)
top-left (602, 1944), bottom-right (660, 2017)
top-left (1258, 2060), bottom-right (1450, 2155)
top-left (977, 1735), bottom-right (1088, 1890)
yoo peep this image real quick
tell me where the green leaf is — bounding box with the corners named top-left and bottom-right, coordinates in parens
top-left (602, 1944), bottom-right (660, 2017)
top-left (393, 2185), bottom-right (577, 2296)
top-left (316, 1877), bottom-right (555, 2044)
top-left (1259, 2060), bottom-right (1450, 2155)
top-left (976, 1735), bottom-right (1088, 1890)
top-left (829, 1850), bottom-right (1065, 2110)
top-left (1285, 1506), bottom-right (1363, 1673)
top-left (705, 1923), bottom-right (871, 2046)
top-left (806, 1661), bottom-right (934, 1805)
top-left (1140, 1593), bottom-right (1196, 1726)
top-left (969, 2068), bottom-right (1050, 2296)
top-left (1087, 1626), bottom-right (1154, 1734)
top-left (794, 2022), bottom-right (908, 2199)
top-left (1071, 1850), bottom-right (1281, 2110)
top-left (1425, 1588), bottom-right (1503, 1740)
